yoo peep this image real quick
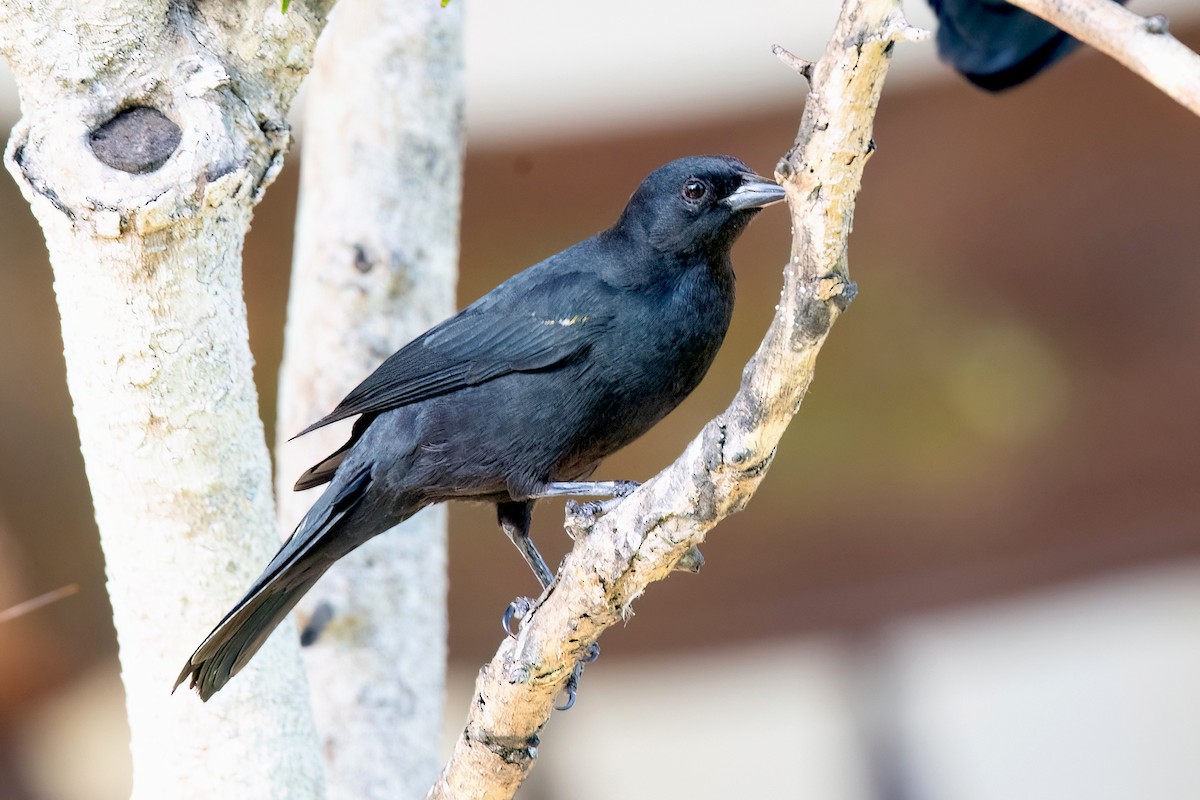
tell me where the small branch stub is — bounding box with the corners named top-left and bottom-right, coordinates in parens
top-left (887, 18), bottom-right (930, 43)
top-left (773, 44), bottom-right (814, 81)
top-left (1144, 15), bottom-right (1168, 35)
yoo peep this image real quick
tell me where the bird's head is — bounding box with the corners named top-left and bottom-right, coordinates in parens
top-left (613, 155), bottom-right (786, 260)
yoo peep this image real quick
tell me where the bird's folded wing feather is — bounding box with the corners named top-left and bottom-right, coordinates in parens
top-left (294, 267), bottom-right (617, 437)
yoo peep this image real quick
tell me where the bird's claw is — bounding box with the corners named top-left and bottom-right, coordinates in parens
top-left (502, 596), bottom-right (537, 638)
top-left (556, 666), bottom-right (582, 711)
top-left (564, 481), bottom-right (641, 537)
top-left (564, 500), bottom-right (602, 540)
top-left (565, 499), bottom-right (601, 518)
top-left (554, 643), bottom-right (600, 711)
top-left (566, 494), bottom-right (633, 537)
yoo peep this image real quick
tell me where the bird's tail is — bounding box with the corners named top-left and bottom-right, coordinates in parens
top-left (174, 466), bottom-right (372, 701)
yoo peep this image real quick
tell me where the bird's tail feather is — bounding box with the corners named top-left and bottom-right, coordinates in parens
top-left (176, 574), bottom-right (323, 701)
top-left (930, 0), bottom-right (1082, 90)
top-left (174, 466), bottom-right (372, 701)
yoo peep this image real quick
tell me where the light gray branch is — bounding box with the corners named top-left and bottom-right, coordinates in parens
top-left (427, 1), bottom-right (919, 798)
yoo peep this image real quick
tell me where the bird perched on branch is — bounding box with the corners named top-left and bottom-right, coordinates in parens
top-left (176, 155), bottom-right (786, 701)
top-left (928, 0), bottom-right (1127, 91)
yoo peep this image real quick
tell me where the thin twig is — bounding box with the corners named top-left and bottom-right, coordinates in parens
top-left (0, 584), bottom-right (79, 623)
top-left (1007, 0), bottom-right (1200, 117)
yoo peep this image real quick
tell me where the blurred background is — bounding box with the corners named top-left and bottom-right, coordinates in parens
top-left (2, 1), bottom-right (1199, 798)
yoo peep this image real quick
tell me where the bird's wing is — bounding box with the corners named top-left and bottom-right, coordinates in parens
top-left (294, 266), bottom-right (617, 437)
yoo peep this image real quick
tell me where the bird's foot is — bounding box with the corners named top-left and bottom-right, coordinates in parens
top-left (564, 487), bottom-right (637, 538)
top-left (555, 643), bottom-right (601, 711)
top-left (607, 480), bottom-right (641, 498)
top-left (502, 596), bottom-right (538, 638)
top-left (564, 500), bottom-right (605, 539)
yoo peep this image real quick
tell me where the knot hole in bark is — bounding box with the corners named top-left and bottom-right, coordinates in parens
top-left (89, 106), bottom-right (182, 174)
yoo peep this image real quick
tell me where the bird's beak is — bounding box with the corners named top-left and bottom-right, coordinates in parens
top-left (722, 174), bottom-right (787, 211)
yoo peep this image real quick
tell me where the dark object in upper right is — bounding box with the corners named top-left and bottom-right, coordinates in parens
top-left (927, 0), bottom-right (1128, 91)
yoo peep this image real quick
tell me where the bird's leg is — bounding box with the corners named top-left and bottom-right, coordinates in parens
top-left (498, 501), bottom-right (553, 637)
top-left (498, 501), bottom-right (554, 588)
top-left (497, 500), bottom-right (601, 710)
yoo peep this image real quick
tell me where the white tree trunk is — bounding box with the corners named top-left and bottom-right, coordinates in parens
top-left (274, 0), bottom-right (463, 797)
top-left (0, 0), bottom-right (333, 796)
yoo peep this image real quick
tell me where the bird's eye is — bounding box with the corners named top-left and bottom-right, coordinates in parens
top-left (682, 179), bottom-right (708, 202)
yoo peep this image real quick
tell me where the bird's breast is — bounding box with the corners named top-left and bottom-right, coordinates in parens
top-left (550, 265), bottom-right (734, 471)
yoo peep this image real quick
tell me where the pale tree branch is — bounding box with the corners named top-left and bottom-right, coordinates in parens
top-left (427, 0), bottom-right (918, 797)
top-left (275, 0), bottom-right (463, 796)
top-left (1008, 0), bottom-right (1200, 116)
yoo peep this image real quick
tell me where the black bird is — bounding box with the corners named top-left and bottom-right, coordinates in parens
top-left (928, 0), bottom-right (1127, 91)
top-left (176, 155), bottom-right (786, 701)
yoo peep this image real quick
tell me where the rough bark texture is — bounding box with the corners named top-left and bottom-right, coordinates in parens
top-left (427, 1), bottom-right (921, 798)
top-left (274, 1), bottom-right (463, 797)
top-left (1008, 0), bottom-right (1200, 116)
top-left (0, 0), bottom-right (334, 796)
